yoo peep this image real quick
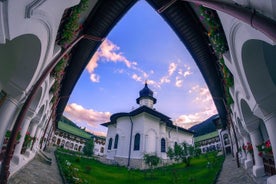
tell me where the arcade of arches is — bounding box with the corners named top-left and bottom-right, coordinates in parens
top-left (0, 0), bottom-right (276, 183)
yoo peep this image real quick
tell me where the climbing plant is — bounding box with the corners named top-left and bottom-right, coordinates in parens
top-left (50, 0), bottom-right (89, 106)
top-left (199, 5), bottom-right (234, 107)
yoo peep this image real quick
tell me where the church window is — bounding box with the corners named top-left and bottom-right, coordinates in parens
top-left (161, 138), bottom-right (166, 152)
top-left (134, 133), bottom-right (140, 151)
top-left (114, 134), bottom-right (119, 149)
top-left (108, 138), bottom-right (113, 150)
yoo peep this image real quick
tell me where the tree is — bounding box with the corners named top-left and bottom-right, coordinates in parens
top-left (144, 154), bottom-right (161, 169)
top-left (167, 142), bottom-right (194, 167)
top-left (83, 139), bottom-right (94, 157)
top-left (143, 154), bottom-right (161, 179)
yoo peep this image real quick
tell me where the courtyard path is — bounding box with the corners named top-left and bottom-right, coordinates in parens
top-left (216, 155), bottom-right (266, 184)
top-left (8, 146), bottom-right (63, 184)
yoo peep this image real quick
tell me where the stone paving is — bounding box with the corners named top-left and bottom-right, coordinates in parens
top-left (8, 147), bottom-right (63, 184)
top-left (216, 155), bottom-right (257, 184)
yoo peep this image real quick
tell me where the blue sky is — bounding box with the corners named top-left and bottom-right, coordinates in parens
top-left (64, 1), bottom-right (217, 136)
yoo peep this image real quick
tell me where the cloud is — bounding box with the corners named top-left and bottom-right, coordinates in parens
top-left (175, 76), bottom-right (183, 87)
top-left (90, 74), bottom-right (100, 83)
top-left (86, 52), bottom-right (99, 73)
top-left (86, 39), bottom-right (137, 83)
top-left (98, 39), bottom-right (133, 67)
top-left (168, 62), bottom-right (177, 76)
top-left (174, 85), bottom-right (217, 129)
top-left (132, 73), bottom-right (142, 82)
top-left (64, 103), bottom-right (111, 128)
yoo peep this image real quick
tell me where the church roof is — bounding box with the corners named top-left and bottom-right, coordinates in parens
top-left (102, 105), bottom-right (194, 135)
top-left (136, 83), bottom-right (157, 104)
top-left (58, 121), bottom-right (91, 139)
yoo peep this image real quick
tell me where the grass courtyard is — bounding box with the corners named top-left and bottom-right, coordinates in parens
top-left (55, 151), bottom-right (224, 184)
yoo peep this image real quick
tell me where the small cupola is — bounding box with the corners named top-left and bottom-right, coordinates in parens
top-left (136, 82), bottom-right (157, 108)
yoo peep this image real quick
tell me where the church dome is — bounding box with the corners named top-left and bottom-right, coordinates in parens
top-left (139, 83), bottom-right (153, 98)
top-left (136, 82), bottom-right (157, 106)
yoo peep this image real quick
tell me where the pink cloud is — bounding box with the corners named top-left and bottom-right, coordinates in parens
top-left (168, 62), bottom-right (177, 76)
top-left (90, 74), bottom-right (100, 83)
top-left (64, 103), bottom-right (111, 128)
top-left (175, 76), bottom-right (183, 87)
top-left (174, 85), bottom-right (217, 129)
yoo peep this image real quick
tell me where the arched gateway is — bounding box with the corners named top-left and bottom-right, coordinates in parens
top-left (0, 0), bottom-right (276, 183)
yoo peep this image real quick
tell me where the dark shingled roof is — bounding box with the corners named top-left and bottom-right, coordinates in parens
top-left (102, 105), bottom-right (194, 135)
top-left (55, 0), bottom-right (227, 128)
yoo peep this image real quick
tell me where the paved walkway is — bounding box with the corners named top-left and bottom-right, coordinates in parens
top-left (216, 155), bottom-right (257, 184)
top-left (8, 146), bottom-right (63, 184)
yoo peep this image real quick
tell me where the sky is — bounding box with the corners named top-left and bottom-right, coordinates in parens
top-left (63, 1), bottom-right (217, 137)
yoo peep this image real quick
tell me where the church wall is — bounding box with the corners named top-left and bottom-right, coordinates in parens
top-left (115, 117), bottom-right (131, 158)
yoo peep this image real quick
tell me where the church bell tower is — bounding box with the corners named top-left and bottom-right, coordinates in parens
top-left (136, 82), bottom-right (157, 109)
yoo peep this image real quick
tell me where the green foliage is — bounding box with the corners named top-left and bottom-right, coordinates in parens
top-left (83, 139), bottom-right (94, 157)
top-left (199, 5), bottom-right (234, 107)
top-left (167, 142), bottom-right (196, 167)
top-left (60, 0), bottom-right (89, 45)
top-left (167, 147), bottom-right (174, 160)
top-left (55, 151), bottom-right (224, 184)
top-left (143, 154), bottom-right (161, 169)
top-left (5, 130), bottom-right (21, 140)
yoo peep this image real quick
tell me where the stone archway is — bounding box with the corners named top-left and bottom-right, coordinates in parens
top-left (240, 99), bottom-right (265, 177)
top-left (0, 34), bottom-right (41, 99)
top-left (241, 40), bottom-right (276, 114)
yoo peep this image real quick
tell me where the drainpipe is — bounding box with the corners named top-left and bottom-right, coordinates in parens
top-left (40, 112), bottom-right (53, 149)
top-left (182, 0), bottom-right (276, 41)
top-left (158, 0), bottom-right (276, 41)
top-left (127, 116), bottom-right (134, 168)
top-left (0, 34), bottom-right (104, 184)
top-left (228, 114), bottom-right (240, 168)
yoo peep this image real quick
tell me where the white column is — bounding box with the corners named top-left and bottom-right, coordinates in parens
top-left (243, 136), bottom-right (253, 169)
top-left (34, 127), bottom-right (42, 150)
top-left (12, 115), bottom-right (32, 164)
top-left (0, 97), bottom-right (19, 150)
top-left (263, 112), bottom-right (276, 163)
top-left (239, 139), bottom-right (247, 164)
top-left (249, 129), bottom-right (265, 177)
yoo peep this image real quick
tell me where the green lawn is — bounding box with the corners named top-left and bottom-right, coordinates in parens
top-left (55, 151), bottom-right (224, 184)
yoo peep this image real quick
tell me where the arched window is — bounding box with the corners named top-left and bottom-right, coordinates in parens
top-left (114, 134), bottom-right (119, 149)
top-left (134, 133), bottom-right (140, 151)
top-left (108, 138), bottom-right (113, 150)
top-left (161, 138), bottom-right (166, 152)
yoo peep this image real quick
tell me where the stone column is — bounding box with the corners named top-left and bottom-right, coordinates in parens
top-left (0, 97), bottom-right (19, 150)
top-left (263, 112), bottom-right (276, 163)
top-left (12, 113), bottom-right (33, 165)
top-left (249, 129), bottom-right (265, 177)
top-left (243, 136), bottom-right (253, 169)
top-left (244, 118), bottom-right (265, 177)
top-left (33, 127), bottom-right (42, 151)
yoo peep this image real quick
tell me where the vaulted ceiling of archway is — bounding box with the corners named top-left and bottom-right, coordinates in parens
top-left (56, 0), bottom-right (227, 127)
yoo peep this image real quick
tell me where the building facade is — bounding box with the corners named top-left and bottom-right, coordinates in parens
top-left (102, 83), bottom-right (194, 169)
top-left (195, 130), bottom-right (231, 155)
top-left (51, 117), bottom-right (106, 156)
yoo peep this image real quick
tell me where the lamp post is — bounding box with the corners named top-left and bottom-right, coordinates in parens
top-left (0, 34), bottom-right (104, 184)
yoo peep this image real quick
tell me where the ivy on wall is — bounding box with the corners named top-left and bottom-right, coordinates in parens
top-left (199, 6), bottom-right (234, 107)
top-left (50, 0), bottom-right (89, 105)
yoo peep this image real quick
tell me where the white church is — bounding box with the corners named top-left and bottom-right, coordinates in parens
top-left (102, 83), bottom-right (194, 169)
